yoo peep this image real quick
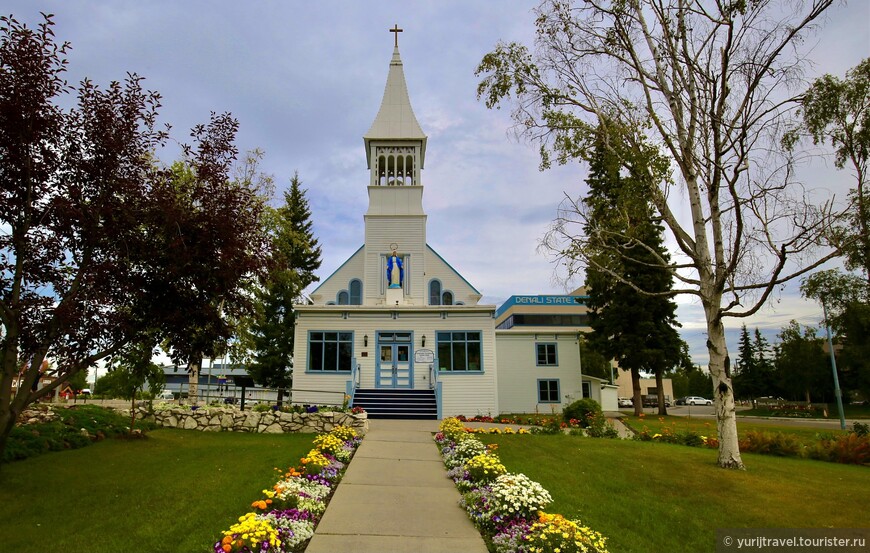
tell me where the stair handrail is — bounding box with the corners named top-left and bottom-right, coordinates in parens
top-left (429, 359), bottom-right (437, 390)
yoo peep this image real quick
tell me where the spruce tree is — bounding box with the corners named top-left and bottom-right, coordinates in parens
top-left (246, 173), bottom-right (321, 404)
top-left (582, 120), bottom-right (685, 415)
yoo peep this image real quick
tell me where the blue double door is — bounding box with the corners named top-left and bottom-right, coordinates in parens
top-left (376, 331), bottom-right (413, 388)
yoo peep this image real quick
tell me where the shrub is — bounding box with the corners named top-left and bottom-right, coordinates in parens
top-left (738, 431), bottom-right (803, 457)
top-left (807, 434), bottom-right (870, 465)
top-left (851, 421), bottom-right (869, 437)
top-left (586, 413), bottom-right (619, 438)
top-left (563, 398), bottom-right (602, 428)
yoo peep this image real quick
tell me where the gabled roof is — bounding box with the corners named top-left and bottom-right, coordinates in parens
top-left (364, 46), bottom-right (427, 168)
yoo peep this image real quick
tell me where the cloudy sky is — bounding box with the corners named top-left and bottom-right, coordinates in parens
top-left (7, 1), bottom-right (868, 368)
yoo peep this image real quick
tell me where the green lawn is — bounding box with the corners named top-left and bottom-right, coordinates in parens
top-left (0, 429), bottom-right (314, 553)
top-left (477, 434), bottom-right (870, 553)
top-left (621, 414), bottom-right (849, 445)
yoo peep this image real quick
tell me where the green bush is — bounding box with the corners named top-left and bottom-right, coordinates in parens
top-left (563, 398), bottom-right (602, 428)
top-left (2, 405), bottom-right (156, 464)
top-left (851, 421), bottom-right (869, 437)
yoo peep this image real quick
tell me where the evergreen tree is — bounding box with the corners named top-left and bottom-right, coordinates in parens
top-left (733, 325), bottom-right (755, 400)
top-left (582, 120), bottom-right (684, 415)
top-left (246, 174), bottom-right (321, 404)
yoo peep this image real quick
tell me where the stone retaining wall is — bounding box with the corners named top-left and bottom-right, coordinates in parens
top-left (133, 407), bottom-right (368, 435)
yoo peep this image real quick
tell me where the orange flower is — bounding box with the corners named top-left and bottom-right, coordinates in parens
top-left (221, 545), bottom-right (232, 553)
top-left (251, 500), bottom-right (268, 510)
top-left (222, 536), bottom-right (233, 545)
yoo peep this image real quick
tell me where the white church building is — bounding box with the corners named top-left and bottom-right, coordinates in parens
top-left (292, 35), bottom-right (612, 418)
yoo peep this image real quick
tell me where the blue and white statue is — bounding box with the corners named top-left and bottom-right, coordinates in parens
top-left (386, 250), bottom-right (403, 289)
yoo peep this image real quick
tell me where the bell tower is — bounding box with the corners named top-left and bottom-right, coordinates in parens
top-left (362, 26), bottom-right (429, 306)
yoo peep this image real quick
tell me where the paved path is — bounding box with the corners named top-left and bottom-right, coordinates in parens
top-left (305, 419), bottom-right (488, 553)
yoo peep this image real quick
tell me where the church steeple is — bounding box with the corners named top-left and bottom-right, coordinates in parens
top-left (364, 26), bottom-right (427, 187)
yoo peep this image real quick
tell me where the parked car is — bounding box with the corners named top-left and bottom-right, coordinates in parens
top-left (158, 391), bottom-right (175, 400)
top-left (675, 397), bottom-right (687, 405)
top-left (618, 397), bottom-right (633, 408)
top-left (223, 396), bottom-right (238, 405)
top-left (685, 396), bottom-right (713, 406)
top-left (642, 396), bottom-right (672, 407)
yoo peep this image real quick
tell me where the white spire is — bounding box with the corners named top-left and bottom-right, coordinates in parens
top-left (364, 45), bottom-right (427, 169)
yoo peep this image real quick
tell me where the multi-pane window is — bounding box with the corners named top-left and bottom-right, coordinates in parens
top-left (437, 331), bottom-right (482, 372)
top-left (308, 332), bottom-right (353, 372)
top-left (536, 343), bottom-right (557, 366)
top-left (337, 291), bottom-right (349, 305)
top-left (538, 379), bottom-right (560, 403)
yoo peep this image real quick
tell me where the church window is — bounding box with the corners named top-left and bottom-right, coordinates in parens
top-left (437, 331), bottom-right (482, 372)
top-left (442, 290), bottom-right (453, 305)
top-left (349, 279), bottom-right (362, 305)
top-left (308, 332), bottom-right (353, 372)
top-left (337, 291), bottom-right (349, 305)
top-left (538, 379), bottom-right (560, 403)
top-left (536, 343), bottom-right (558, 366)
top-left (429, 280), bottom-right (442, 305)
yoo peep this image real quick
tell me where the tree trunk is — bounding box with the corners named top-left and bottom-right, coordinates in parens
top-left (631, 367), bottom-right (642, 416)
top-left (656, 370), bottom-right (668, 416)
top-left (706, 314), bottom-right (744, 469)
top-left (129, 393), bottom-right (137, 432)
top-left (276, 388), bottom-right (285, 408)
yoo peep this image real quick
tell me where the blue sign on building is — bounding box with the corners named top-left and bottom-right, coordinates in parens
top-left (495, 295), bottom-right (587, 319)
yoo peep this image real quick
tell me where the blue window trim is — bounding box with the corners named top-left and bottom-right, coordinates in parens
top-left (349, 279), bottom-right (362, 305)
top-left (535, 342), bottom-right (558, 366)
top-left (537, 378), bottom-right (560, 403)
top-left (428, 279), bottom-right (442, 306)
top-left (306, 330), bottom-right (354, 374)
top-left (436, 330), bottom-right (484, 374)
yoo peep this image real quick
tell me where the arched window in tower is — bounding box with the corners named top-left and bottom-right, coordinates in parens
top-left (429, 280), bottom-right (442, 306)
top-left (442, 290), bottom-right (453, 306)
top-left (378, 155), bottom-right (387, 186)
top-left (349, 279), bottom-right (362, 305)
top-left (337, 290), bottom-right (349, 305)
top-left (405, 155), bottom-right (414, 185)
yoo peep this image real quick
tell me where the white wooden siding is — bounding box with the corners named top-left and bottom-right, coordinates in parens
top-left (495, 331), bottom-right (584, 414)
top-left (292, 306), bottom-right (498, 416)
top-left (309, 247), bottom-right (365, 305)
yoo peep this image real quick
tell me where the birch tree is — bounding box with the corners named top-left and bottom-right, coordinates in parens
top-left (476, 0), bottom-right (842, 469)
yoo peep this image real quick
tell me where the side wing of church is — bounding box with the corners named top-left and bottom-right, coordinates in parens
top-left (292, 40), bottom-right (497, 418)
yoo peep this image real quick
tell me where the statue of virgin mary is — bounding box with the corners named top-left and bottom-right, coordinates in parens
top-left (386, 251), bottom-right (403, 288)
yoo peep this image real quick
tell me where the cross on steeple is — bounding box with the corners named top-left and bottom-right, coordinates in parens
top-left (389, 24), bottom-right (403, 47)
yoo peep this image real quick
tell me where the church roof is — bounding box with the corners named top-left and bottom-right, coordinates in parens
top-left (364, 46), bottom-right (427, 168)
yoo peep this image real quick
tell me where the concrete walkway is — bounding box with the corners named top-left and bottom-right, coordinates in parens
top-left (305, 419), bottom-right (488, 553)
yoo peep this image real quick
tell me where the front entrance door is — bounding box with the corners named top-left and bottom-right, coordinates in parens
top-left (376, 332), bottom-right (413, 388)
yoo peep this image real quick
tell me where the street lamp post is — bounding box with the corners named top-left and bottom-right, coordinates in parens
top-left (822, 299), bottom-right (847, 430)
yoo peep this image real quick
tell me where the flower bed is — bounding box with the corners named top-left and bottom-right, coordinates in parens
top-left (435, 417), bottom-right (609, 553)
top-left (214, 424), bottom-right (362, 553)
